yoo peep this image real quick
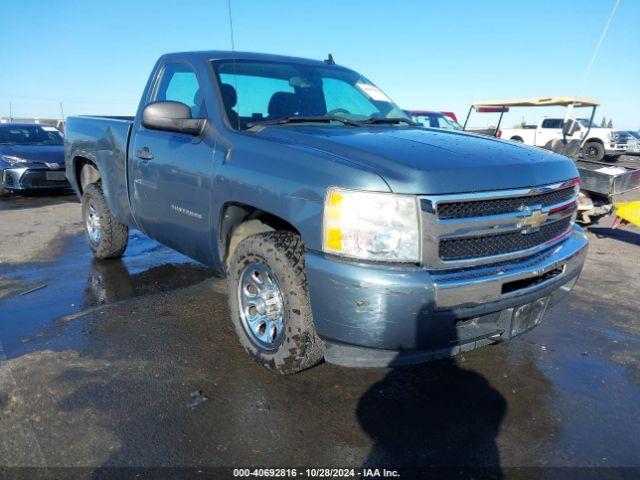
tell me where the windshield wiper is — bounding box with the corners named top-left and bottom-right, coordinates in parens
top-left (247, 116), bottom-right (361, 128)
top-left (359, 116), bottom-right (418, 126)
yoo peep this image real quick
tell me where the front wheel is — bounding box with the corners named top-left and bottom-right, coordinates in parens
top-left (227, 231), bottom-right (324, 374)
top-left (583, 141), bottom-right (605, 161)
top-left (81, 183), bottom-right (129, 260)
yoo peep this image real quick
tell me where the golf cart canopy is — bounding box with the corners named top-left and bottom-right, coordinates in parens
top-left (463, 96), bottom-right (600, 137)
top-left (472, 96), bottom-right (600, 108)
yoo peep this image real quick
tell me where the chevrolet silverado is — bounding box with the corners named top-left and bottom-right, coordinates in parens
top-left (64, 51), bottom-right (588, 374)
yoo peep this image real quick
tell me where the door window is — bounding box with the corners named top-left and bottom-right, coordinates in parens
top-left (541, 119), bottom-right (562, 129)
top-left (154, 64), bottom-right (205, 117)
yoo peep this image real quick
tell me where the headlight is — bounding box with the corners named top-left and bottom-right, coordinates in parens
top-left (322, 188), bottom-right (421, 262)
top-left (1, 155), bottom-right (28, 165)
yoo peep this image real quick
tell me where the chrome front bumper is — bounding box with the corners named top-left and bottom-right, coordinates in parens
top-left (431, 227), bottom-right (588, 310)
top-left (608, 143), bottom-right (629, 154)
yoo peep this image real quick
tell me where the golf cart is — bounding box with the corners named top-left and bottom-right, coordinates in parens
top-left (463, 96), bottom-right (640, 225)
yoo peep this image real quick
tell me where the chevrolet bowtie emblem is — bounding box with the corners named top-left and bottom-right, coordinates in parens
top-left (520, 208), bottom-right (548, 232)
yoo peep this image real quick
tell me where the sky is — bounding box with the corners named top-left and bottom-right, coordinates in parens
top-left (1, 0), bottom-right (638, 129)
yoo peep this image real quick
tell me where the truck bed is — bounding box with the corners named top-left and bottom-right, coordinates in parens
top-left (64, 115), bottom-right (135, 226)
top-left (79, 115), bottom-right (135, 121)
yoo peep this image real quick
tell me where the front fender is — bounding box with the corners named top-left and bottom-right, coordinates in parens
top-left (210, 135), bottom-right (391, 258)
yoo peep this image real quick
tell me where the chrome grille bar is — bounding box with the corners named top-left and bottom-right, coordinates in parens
top-left (420, 179), bottom-right (579, 269)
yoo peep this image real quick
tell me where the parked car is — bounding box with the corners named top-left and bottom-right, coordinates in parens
top-left (0, 123), bottom-right (69, 196)
top-left (405, 110), bottom-right (463, 131)
top-left (498, 116), bottom-right (627, 161)
top-left (65, 51), bottom-right (587, 374)
top-left (623, 131), bottom-right (640, 155)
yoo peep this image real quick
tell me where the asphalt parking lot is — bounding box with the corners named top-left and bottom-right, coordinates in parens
top-left (0, 192), bottom-right (639, 474)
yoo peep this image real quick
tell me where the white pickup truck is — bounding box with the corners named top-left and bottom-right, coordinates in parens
top-left (498, 117), bottom-right (628, 161)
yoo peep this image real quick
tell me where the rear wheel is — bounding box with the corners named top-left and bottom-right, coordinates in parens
top-left (227, 231), bottom-right (324, 374)
top-left (583, 141), bottom-right (605, 161)
top-left (81, 183), bottom-right (128, 259)
top-left (510, 136), bottom-right (524, 142)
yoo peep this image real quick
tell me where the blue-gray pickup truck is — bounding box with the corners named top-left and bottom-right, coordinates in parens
top-left (65, 51), bottom-right (588, 374)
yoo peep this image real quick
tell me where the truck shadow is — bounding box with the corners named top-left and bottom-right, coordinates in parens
top-left (357, 354), bottom-right (506, 476)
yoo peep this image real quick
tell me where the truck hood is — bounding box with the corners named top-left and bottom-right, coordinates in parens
top-left (0, 145), bottom-right (65, 166)
top-left (255, 126), bottom-right (578, 194)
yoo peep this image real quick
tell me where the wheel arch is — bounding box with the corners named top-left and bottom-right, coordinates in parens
top-left (73, 156), bottom-right (101, 195)
top-left (219, 202), bottom-right (302, 271)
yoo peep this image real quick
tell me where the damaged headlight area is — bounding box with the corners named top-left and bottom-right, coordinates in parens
top-left (322, 187), bottom-right (421, 262)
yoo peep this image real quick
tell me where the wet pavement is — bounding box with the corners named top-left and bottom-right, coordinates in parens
top-left (0, 194), bottom-right (639, 475)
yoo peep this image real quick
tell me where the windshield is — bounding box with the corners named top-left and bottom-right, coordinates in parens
top-left (0, 125), bottom-right (63, 145)
top-left (212, 60), bottom-right (409, 130)
top-left (628, 131), bottom-right (640, 140)
top-left (412, 113), bottom-right (462, 131)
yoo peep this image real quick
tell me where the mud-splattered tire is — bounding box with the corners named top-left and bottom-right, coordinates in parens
top-left (81, 183), bottom-right (128, 260)
top-left (227, 231), bottom-right (324, 374)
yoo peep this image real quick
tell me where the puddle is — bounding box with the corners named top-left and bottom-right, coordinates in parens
top-left (0, 231), bottom-right (217, 358)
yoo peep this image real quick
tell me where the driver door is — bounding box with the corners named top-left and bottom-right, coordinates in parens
top-left (129, 62), bottom-right (213, 263)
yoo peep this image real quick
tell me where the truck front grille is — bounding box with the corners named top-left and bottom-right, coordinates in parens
top-left (420, 179), bottom-right (579, 268)
top-left (439, 217), bottom-right (572, 261)
top-left (437, 186), bottom-right (576, 219)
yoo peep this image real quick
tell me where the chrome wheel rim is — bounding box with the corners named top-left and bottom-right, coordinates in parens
top-left (85, 201), bottom-right (101, 245)
top-left (237, 262), bottom-right (286, 350)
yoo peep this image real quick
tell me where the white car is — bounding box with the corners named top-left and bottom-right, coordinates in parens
top-left (499, 117), bottom-right (627, 161)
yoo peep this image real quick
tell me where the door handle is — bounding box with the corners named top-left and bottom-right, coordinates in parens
top-left (135, 147), bottom-right (154, 161)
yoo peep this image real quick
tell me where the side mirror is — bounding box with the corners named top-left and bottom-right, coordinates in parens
top-left (562, 119), bottom-right (579, 137)
top-left (141, 101), bottom-right (207, 136)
